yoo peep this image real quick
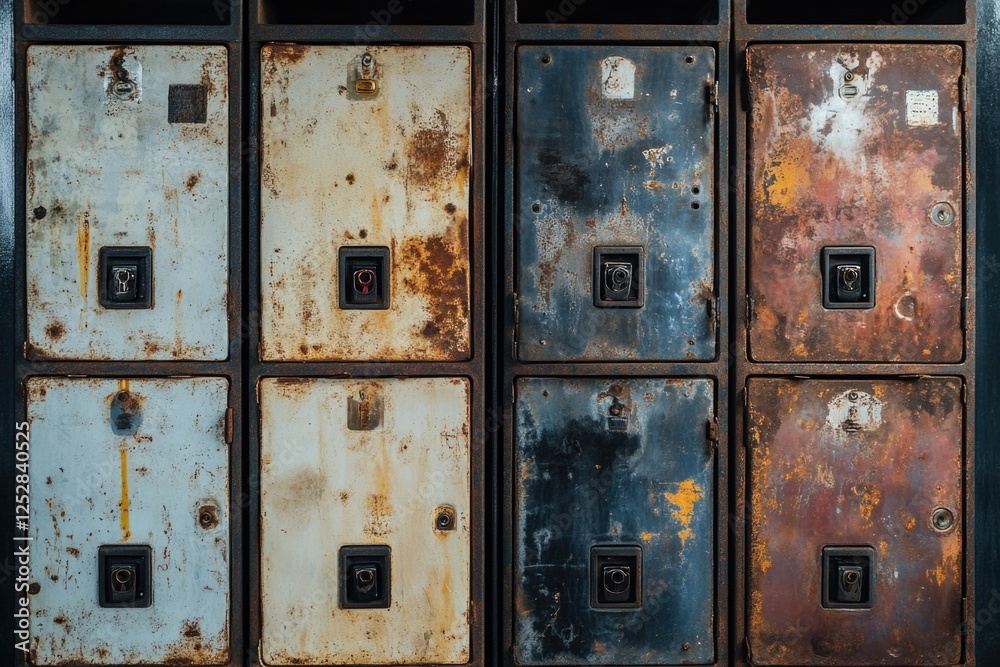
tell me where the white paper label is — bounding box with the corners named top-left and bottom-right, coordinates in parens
top-left (601, 56), bottom-right (635, 100)
top-left (906, 90), bottom-right (939, 127)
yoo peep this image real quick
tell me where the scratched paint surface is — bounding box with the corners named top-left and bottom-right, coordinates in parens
top-left (747, 44), bottom-right (964, 362)
top-left (514, 378), bottom-right (715, 664)
top-left (260, 377), bottom-right (471, 664)
top-left (516, 46), bottom-right (716, 362)
top-left (26, 377), bottom-right (230, 665)
top-left (26, 45), bottom-right (230, 360)
top-left (747, 378), bottom-right (963, 665)
top-left (260, 45), bottom-right (471, 361)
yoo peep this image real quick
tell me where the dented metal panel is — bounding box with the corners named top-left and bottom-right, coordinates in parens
top-left (514, 378), bottom-right (715, 664)
top-left (25, 45), bottom-right (230, 361)
top-left (747, 44), bottom-right (964, 363)
top-left (747, 378), bottom-right (964, 665)
top-left (516, 46), bottom-right (716, 362)
top-left (259, 377), bottom-right (471, 664)
top-left (259, 45), bottom-right (472, 361)
top-left (26, 377), bottom-right (231, 665)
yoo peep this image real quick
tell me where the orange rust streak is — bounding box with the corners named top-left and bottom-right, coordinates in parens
top-left (119, 448), bottom-right (131, 541)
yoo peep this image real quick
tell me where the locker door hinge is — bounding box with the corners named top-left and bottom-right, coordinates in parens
top-left (961, 295), bottom-right (968, 331)
top-left (962, 383), bottom-right (968, 405)
top-left (708, 79), bottom-right (719, 112)
top-left (707, 297), bottom-right (718, 332)
top-left (746, 637), bottom-right (754, 663)
top-left (960, 74), bottom-right (968, 114)
top-left (745, 294), bottom-right (756, 328)
top-left (741, 51), bottom-right (753, 111)
top-left (706, 419), bottom-right (719, 445)
top-left (512, 294), bottom-right (519, 359)
top-left (224, 407), bottom-right (234, 444)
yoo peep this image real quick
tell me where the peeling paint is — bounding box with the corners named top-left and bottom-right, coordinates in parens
top-left (665, 479), bottom-right (703, 548)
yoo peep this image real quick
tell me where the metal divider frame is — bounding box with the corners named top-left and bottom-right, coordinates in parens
top-left (501, 0), bottom-right (731, 665)
top-left (246, 1), bottom-right (488, 665)
top-left (10, 1), bottom-right (245, 666)
top-left (732, 1), bottom-right (977, 665)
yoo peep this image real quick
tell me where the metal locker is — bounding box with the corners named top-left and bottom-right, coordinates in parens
top-left (25, 45), bottom-right (230, 361)
top-left (514, 377), bottom-right (715, 664)
top-left (515, 46), bottom-right (717, 362)
top-left (259, 377), bottom-right (471, 665)
top-left (746, 44), bottom-right (964, 363)
top-left (746, 377), bottom-right (964, 665)
top-left (25, 377), bottom-right (231, 665)
top-left (259, 45), bottom-right (472, 362)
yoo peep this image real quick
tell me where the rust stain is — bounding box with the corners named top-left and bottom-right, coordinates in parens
top-left (44, 322), bottom-right (65, 341)
top-left (76, 217), bottom-right (90, 299)
top-left (664, 479), bottom-right (703, 548)
top-left (345, 172), bottom-right (355, 185)
top-left (119, 448), bottom-right (131, 541)
top-left (852, 483), bottom-right (882, 522)
top-left (185, 172), bottom-right (201, 191)
top-left (363, 493), bottom-right (392, 539)
top-left (400, 229), bottom-right (470, 355)
top-left (267, 43), bottom-right (308, 67)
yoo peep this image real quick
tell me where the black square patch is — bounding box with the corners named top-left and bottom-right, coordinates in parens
top-left (168, 84), bottom-right (207, 124)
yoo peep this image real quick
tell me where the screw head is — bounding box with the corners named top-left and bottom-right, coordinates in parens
top-left (844, 72), bottom-right (854, 81)
top-left (361, 53), bottom-right (373, 67)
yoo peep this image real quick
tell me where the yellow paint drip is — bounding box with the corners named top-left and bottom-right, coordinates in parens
top-left (77, 219), bottom-right (90, 299)
top-left (119, 448), bottom-right (131, 541)
top-left (665, 479), bottom-right (703, 548)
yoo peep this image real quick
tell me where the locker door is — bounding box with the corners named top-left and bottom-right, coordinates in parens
top-left (259, 377), bottom-right (471, 664)
top-left (746, 44), bottom-right (964, 363)
top-left (259, 45), bottom-right (472, 362)
top-left (25, 45), bottom-right (230, 361)
top-left (26, 377), bottom-right (231, 665)
top-left (514, 377), bottom-right (715, 664)
top-left (747, 377), bottom-right (964, 665)
top-left (516, 46), bottom-right (717, 362)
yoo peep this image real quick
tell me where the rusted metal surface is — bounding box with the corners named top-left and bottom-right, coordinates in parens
top-left (516, 46), bottom-right (717, 362)
top-left (25, 45), bottom-right (230, 361)
top-left (747, 44), bottom-right (964, 363)
top-left (259, 45), bottom-right (472, 362)
top-left (747, 377), bottom-right (964, 665)
top-left (514, 377), bottom-right (715, 664)
top-left (259, 377), bottom-right (471, 665)
top-left (26, 377), bottom-right (231, 665)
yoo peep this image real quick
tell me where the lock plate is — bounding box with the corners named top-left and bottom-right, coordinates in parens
top-left (99, 246), bottom-right (152, 309)
top-left (339, 246), bottom-right (390, 310)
